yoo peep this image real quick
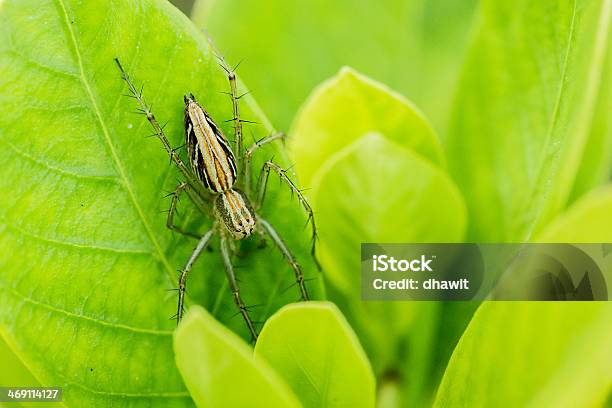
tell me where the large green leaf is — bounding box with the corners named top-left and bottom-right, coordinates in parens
top-left (446, 0), bottom-right (612, 241)
top-left (254, 302), bottom-right (375, 408)
top-left (289, 67), bottom-right (443, 187)
top-left (174, 306), bottom-right (300, 408)
top-left (0, 0), bottom-right (322, 405)
top-left (434, 303), bottom-right (612, 408)
top-left (195, 0), bottom-right (478, 131)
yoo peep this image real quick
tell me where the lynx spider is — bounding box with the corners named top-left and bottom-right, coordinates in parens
top-left (114, 58), bottom-right (317, 340)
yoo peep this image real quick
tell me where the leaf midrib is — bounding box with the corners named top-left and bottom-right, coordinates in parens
top-left (55, 0), bottom-right (177, 286)
top-left (514, 0), bottom-right (577, 241)
top-left (520, 0), bottom-right (612, 239)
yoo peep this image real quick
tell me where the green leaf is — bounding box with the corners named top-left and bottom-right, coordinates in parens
top-left (312, 134), bottom-right (465, 295)
top-left (254, 301), bottom-right (375, 408)
top-left (568, 36), bottom-right (612, 203)
top-left (538, 186), bottom-right (612, 242)
top-left (174, 306), bottom-right (301, 408)
top-left (434, 303), bottom-right (612, 408)
top-left (289, 67), bottom-right (444, 187)
top-left (195, 0), bottom-right (478, 131)
top-left (446, 0), bottom-right (612, 241)
top-left (0, 0), bottom-right (322, 405)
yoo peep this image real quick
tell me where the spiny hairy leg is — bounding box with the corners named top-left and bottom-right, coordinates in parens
top-left (177, 229), bottom-right (216, 323)
top-left (219, 235), bottom-right (259, 341)
top-left (166, 182), bottom-right (201, 239)
top-left (255, 160), bottom-right (320, 269)
top-left (244, 132), bottom-right (285, 197)
top-left (258, 217), bottom-right (310, 301)
top-left (218, 57), bottom-right (246, 184)
top-left (114, 58), bottom-right (204, 193)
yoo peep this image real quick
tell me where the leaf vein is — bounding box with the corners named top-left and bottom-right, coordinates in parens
top-left (3, 48), bottom-right (80, 79)
top-left (518, 0), bottom-right (577, 238)
top-left (0, 134), bottom-right (119, 182)
top-left (3, 284), bottom-right (173, 336)
top-left (2, 218), bottom-right (153, 255)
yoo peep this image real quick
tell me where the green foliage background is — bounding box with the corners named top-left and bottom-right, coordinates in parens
top-left (1, 0), bottom-right (611, 407)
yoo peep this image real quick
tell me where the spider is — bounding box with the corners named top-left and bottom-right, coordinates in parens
top-left (114, 58), bottom-right (317, 340)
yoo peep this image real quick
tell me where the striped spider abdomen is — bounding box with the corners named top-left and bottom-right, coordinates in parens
top-left (215, 190), bottom-right (256, 239)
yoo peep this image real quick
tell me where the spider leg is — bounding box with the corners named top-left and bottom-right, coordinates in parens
top-left (166, 182), bottom-right (205, 239)
top-left (114, 58), bottom-right (206, 195)
top-left (243, 132), bottom-right (285, 197)
top-left (255, 160), bottom-right (320, 269)
top-left (258, 217), bottom-right (310, 301)
top-left (177, 228), bottom-right (216, 324)
top-left (219, 58), bottom-right (245, 184)
top-left (219, 235), bottom-right (259, 341)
